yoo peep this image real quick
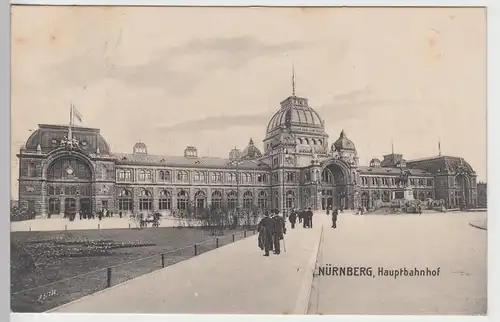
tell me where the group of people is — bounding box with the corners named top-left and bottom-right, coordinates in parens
top-left (257, 210), bottom-right (286, 256)
top-left (256, 206), bottom-right (344, 257)
top-left (288, 207), bottom-right (314, 229)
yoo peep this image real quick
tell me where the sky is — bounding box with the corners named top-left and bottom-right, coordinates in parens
top-left (10, 6), bottom-right (487, 199)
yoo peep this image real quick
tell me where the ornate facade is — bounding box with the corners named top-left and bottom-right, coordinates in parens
top-left (17, 93), bottom-right (483, 217)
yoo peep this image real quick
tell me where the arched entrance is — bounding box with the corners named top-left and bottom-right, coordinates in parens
top-left (46, 155), bottom-right (94, 217)
top-left (320, 161), bottom-right (351, 210)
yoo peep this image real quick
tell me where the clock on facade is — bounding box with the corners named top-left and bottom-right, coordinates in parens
top-left (66, 167), bottom-right (74, 175)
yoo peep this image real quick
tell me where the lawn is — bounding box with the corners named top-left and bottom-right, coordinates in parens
top-left (11, 226), bottom-right (251, 312)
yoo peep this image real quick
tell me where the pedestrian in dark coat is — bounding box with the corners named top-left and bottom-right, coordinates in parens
top-left (257, 212), bottom-right (274, 256)
top-left (298, 209), bottom-right (303, 224)
top-left (272, 212), bottom-right (286, 254)
top-left (289, 209), bottom-right (297, 229)
top-left (332, 208), bottom-right (338, 229)
top-left (305, 207), bottom-right (314, 228)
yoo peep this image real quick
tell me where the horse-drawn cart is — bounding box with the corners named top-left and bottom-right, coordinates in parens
top-left (139, 213), bottom-right (161, 228)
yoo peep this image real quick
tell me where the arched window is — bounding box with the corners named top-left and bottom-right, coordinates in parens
top-left (286, 172), bottom-right (296, 183)
top-left (194, 172), bottom-right (206, 182)
top-left (243, 190), bottom-right (253, 209)
top-left (258, 191), bottom-right (268, 210)
top-left (177, 171), bottom-right (189, 183)
top-left (227, 173), bottom-right (237, 183)
top-left (48, 186), bottom-right (55, 195)
top-left (139, 189), bottom-right (152, 211)
top-left (125, 170), bottom-right (132, 180)
top-left (118, 189), bottom-right (133, 212)
top-left (211, 172), bottom-right (222, 183)
top-left (382, 191), bottom-right (390, 202)
top-left (211, 191), bottom-right (222, 209)
top-left (118, 170), bottom-right (126, 180)
top-left (177, 190), bottom-right (189, 210)
top-left (321, 169), bottom-right (334, 184)
top-left (227, 190), bottom-right (238, 209)
top-left (195, 190), bottom-right (206, 210)
top-left (47, 157), bottom-right (92, 180)
top-left (55, 187), bottom-right (61, 195)
top-left (159, 170), bottom-right (165, 180)
top-left (286, 190), bottom-right (295, 209)
top-left (159, 190), bottom-right (171, 210)
top-left (145, 170), bottom-right (152, 180)
top-left (139, 170), bottom-right (145, 181)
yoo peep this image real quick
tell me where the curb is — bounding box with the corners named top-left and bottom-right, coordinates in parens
top-left (469, 222), bottom-right (487, 231)
top-left (292, 224), bottom-right (324, 315)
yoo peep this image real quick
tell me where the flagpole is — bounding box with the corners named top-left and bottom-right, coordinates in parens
top-left (68, 103), bottom-right (73, 140)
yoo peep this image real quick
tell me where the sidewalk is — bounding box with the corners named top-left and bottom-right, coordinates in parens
top-left (10, 217), bottom-right (197, 232)
top-left (49, 216), bottom-right (324, 314)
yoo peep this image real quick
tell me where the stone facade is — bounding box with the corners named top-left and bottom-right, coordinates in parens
top-left (17, 94), bottom-right (485, 218)
top-left (477, 182), bottom-right (487, 208)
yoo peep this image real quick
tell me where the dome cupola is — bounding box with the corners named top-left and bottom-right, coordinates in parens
top-left (229, 147), bottom-right (242, 161)
top-left (242, 138), bottom-right (262, 159)
top-left (332, 130), bottom-right (356, 152)
top-left (133, 142), bottom-right (147, 155)
top-left (369, 158), bottom-right (381, 167)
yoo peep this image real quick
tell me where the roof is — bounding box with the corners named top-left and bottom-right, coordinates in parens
top-left (112, 152), bottom-right (271, 171)
top-left (23, 124), bottom-right (111, 155)
top-left (358, 166), bottom-right (432, 176)
top-left (266, 95), bottom-right (325, 136)
top-left (380, 153), bottom-right (405, 167)
top-left (406, 155), bottom-right (475, 174)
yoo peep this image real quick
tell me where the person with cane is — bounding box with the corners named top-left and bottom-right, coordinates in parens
top-left (272, 209), bottom-right (286, 255)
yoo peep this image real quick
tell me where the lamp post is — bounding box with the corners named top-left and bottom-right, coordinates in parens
top-left (339, 191), bottom-right (346, 210)
top-left (312, 179), bottom-right (321, 211)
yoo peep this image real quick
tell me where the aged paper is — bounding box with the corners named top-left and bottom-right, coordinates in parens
top-left (10, 6), bottom-right (487, 315)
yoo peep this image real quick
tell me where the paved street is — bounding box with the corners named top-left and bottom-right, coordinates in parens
top-left (308, 211), bottom-right (487, 315)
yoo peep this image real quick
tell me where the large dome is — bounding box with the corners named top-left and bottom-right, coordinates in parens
top-left (23, 124), bottom-right (111, 155)
top-left (266, 96), bottom-right (325, 137)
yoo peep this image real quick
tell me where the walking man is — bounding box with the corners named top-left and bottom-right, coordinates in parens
top-left (257, 211), bottom-right (274, 256)
top-left (289, 208), bottom-right (297, 229)
top-left (272, 210), bottom-right (286, 254)
top-left (305, 207), bottom-right (314, 228)
top-left (332, 208), bottom-right (338, 229)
